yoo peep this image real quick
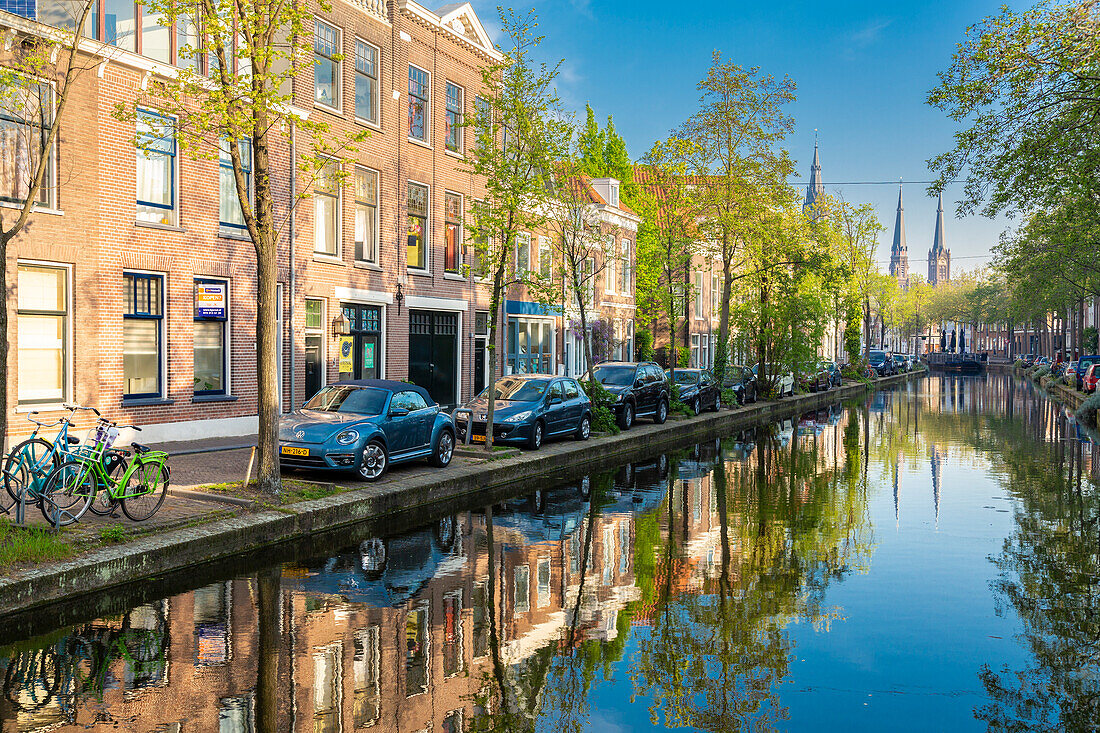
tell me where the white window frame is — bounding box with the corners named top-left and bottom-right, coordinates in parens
top-left (313, 18), bottom-right (342, 113)
top-left (353, 37), bottom-right (380, 127)
top-left (711, 273), bottom-right (720, 316)
top-left (15, 259), bottom-right (72, 407)
top-left (694, 271), bottom-right (704, 319)
top-left (605, 238), bottom-right (616, 295)
top-left (407, 180), bottom-right (430, 272)
top-left (444, 80), bottom-right (464, 154)
top-left (0, 75), bottom-right (57, 211)
top-left (135, 108), bottom-right (179, 227)
top-left (407, 64), bottom-right (430, 145)
top-left (514, 232), bottom-right (531, 275)
top-left (354, 166), bottom-right (380, 264)
top-left (538, 235), bottom-right (552, 278)
top-left (313, 157), bottom-right (341, 258)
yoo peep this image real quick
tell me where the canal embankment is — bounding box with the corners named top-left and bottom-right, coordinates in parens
top-left (0, 372), bottom-right (918, 614)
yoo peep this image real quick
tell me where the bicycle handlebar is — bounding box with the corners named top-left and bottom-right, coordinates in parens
top-left (62, 403), bottom-right (101, 417)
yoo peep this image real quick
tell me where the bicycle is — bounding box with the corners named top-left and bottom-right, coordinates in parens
top-left (40, 420), bottom-right (170, 526)
top-left (1, 403), bottom-right (116, 514)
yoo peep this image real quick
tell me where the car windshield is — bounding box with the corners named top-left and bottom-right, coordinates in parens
top-left (669, 371), bottom-right (699, 385)
top-left (304, 386), bottom-right (388, 415)
top-left (869, 350), bottom-right (886, 361)
top-left (591, 365), bottom-right (636, 386)
top-left (479, 377), bottom-right (549, 402)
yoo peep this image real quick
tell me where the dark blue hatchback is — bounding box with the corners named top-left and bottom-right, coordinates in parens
top-left (455, 375), bottom-right (592, 449)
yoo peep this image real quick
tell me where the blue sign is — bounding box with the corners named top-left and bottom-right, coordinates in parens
top-left (195, 282), bottom-right (227, 319)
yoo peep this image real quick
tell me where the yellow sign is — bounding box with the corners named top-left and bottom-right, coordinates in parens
top-left (339, 336), bottom-right (354, 373)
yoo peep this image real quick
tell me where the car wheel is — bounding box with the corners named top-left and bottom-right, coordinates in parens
top-left (619, 403), bottom-right (634, 430)
top-left (575, 415), bottom-right (591, 441)
top-left (527, 420), bottom-right (544, 450)
top-left (430, 429), bottom-right (454, 467)
top-left (692, 398), bottom-right (701, 415)
top-left (358, 440), bottom-right (388, 481)
top-left (654, 399), bottom-right (668, 424)
top-left (435, 515), bottom-right (456, 551)
top-left (360, 538), bottom-right (387, 580)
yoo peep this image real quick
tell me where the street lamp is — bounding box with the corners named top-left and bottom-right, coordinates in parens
top-left (331, 311), bottom-right (350, 338)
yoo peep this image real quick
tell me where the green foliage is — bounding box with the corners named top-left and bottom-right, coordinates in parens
top-left (0, 521), bottom-right (72, 566)
top-left (1076, 391), bottom-right (1100, 428)
top-left (634, 328), bottom-right (655, 361)
top-left (602, 115), bottom-right (636, 202)
top-left (583, 379), bottom-right (621, 435)
top-left (720, 388), bottom-right (737, 407)
top-left (98, 524), bottom-right (127, 544)
top-left (1085, 326), bottom-right (1098, 355)
top-left (578, 103), bottom-right (605, 177)
top-left (677, 346), bottom-right (691, 368)
top-left (843, 300), bottom-right (863, 359)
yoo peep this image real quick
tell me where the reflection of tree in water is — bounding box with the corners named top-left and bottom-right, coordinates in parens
top-left (974, 410), bottom-right (1100, 731)
top-left (628, 419), bottom-right (875, 732)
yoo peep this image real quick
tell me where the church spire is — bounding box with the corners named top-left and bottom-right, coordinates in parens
top-left (889, 183), bottom-right (909, 288)
top-left (929, 193), bottom-right (951, 286)
top-left (803, 134), bottom-right (824, 216)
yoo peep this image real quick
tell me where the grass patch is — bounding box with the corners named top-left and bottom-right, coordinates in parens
top-left (97, 524), bottom-right (127, 544)
top-left (0, 519), bottom-right (73, 566)
top-left (197, 478), bottom-right (344, 505)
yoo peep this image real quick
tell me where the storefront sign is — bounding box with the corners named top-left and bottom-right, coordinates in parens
top-left (195, 282), bottom-right (226, 319)
top-left (364, 342), bottom-right (375, 370)
top-left (339, 336), bottom-right (354, 373)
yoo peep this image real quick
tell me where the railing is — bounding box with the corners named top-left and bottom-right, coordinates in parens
top-left (352, 0), bottom-right (387, 19)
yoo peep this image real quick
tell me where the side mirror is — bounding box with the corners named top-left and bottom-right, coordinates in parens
top-left (389, 407), bottom-right (410, 418)
top-left (634, 378), bottom-right (644, 388)
top-left (550, 394), bottom-right (562, 404)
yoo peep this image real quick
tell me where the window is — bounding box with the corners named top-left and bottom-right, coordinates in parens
top-left (564, 380), bottom-right (579, 399)
top-left (474, 95), bottom-right (491, 154)
top-left (625, 320), bottom-right (634, 361)
top-left (17, 264), bottom-right (67, 404)
top-left (141, 5), bottom-right (171, 63)
top-left (445, 82), bottom-right (463, 153)
top-left (219, 137), bottom-right (252, 232)
top-left (313, 646), bottom-right (341, 732)
top-left (354, 40), bottom-right (379, 124)
top-left (135, 110), bottom-right (177, 226)
top-left (619, 241), bottom-right (631, 293)
top-left (194, 279), bottom-right (227, 395)
top-left (444, 192), bottom-right (461, 273)
top-left (514, 565), bottom-right (530, 614)
top-left (469, 199), bottom-right (488, 278)
top-left (515, 233), bottom-right (531, 275)
top-left (353, 628), bottom-right (380, 728)
top-left (442, 592), bottom-right (463, 677)
top-left (539, 236), bottom-right (552, 278)
top-left (124, 273), bottom-right (163, 398)
top-left (354, 168), bottom-right (378, 263)
top-left (0, 76), bottom-right (54, 207)
top-left (690, 333), bottom-right (700, 368)
top-left (583, 258), bottom-right (594, 305)
top-left (694, 271), bottom-right (704, 319)
top-left (408, 65), bottom-right (429, 142)
top-left (104, 0), bottom-right (137, 51)
top-left (314, 159), bottom-right (339, 256)
top-left (407, 182), bottom-right (428, 270)
top-left (605, 239), bottom-right (616, 294)
top-left (711, 273), bottom-right (720, 315)
top-left (613, 319), bottom-right (623, 360)
top-left (314, 20), bottom-right (340, 109)
top-left (701, 333), bottom-right (710, 368)
top-left (176, 13), bottom-right (200, 70)
top-left (405, 606), bottom-right (428, 696)
top-left (537, 559), bottom-right (551, 608)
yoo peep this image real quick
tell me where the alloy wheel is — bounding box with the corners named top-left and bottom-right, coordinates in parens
top-left (359, 442), bottom-right (388, 481)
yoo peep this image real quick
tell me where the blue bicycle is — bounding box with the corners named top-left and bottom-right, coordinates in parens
top-left (1, 403), bottom-right (108, 514)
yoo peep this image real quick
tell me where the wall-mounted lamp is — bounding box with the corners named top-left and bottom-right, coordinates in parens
top-left (396, 279), bottom-right (405, 314)
top-left (331, 311), bottom-right (350, 338)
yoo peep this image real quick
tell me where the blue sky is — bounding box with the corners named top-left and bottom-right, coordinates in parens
top-left (467, 0), bottom-right (1020, 274)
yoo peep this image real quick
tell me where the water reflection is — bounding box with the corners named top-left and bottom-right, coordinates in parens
top-left (2, 374), bottom-right (1099, 732)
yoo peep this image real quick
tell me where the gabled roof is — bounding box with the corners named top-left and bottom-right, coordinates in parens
top-left (398, 1), bottom-right (503, 61)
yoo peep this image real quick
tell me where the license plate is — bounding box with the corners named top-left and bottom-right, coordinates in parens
top-left (281, 446), bottom-right (309, 456)
top-left (471, 434), bottom-right (486, 443)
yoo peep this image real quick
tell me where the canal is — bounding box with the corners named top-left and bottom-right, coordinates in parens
top-left (2, 374), bottom-right (1098, 731)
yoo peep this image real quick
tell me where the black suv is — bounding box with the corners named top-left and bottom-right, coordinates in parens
top-left (586, 362), bottom-right (670, 429)
top-left (868, 349), bottom-right (896, 376)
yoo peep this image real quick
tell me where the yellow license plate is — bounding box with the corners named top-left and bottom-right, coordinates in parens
top-left (471, 434), bottom-right (486, 443)
top-left (281, 446), bottom-right (309, 456)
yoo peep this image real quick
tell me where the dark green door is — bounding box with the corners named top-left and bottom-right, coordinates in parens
top-left (341, 304), bottom-right (382, 380)
top-left (409, 310), bottom-right (458, 407)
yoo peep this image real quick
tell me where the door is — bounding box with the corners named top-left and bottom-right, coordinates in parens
top-left (563, 379), bottom-right (584, 429)
top-left (409, 310), bottom-right (458, 408)
top-left (544, 380), bottom-right (566, 434)
top-left (473, 337), bottom-right (487, 397)
top-left (304, 334), bottom-right (322, 401)
top-left (342, 304), bottom-right (383, 380)
top-left (384, 390), bottom-right (427, 454)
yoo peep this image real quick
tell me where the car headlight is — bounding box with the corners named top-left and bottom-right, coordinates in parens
top-left (615, 393), bottom-right (624, 402)
top-left (503, 411), bottom-right (532, 423)
top-left (335, 430), bottom-right (359, 445)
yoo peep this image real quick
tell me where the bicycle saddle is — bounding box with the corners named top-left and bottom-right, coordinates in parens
top-left (66, 435), bottom-right (80, 445)
top-left (131, 442), bottom-right (151, 454)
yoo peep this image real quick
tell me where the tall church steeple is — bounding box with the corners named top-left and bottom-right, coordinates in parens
top-left (929, 193), bottom-right (951, 287)
top-left (888, 183), bottom-right (910, 290)
top-left (803, 135), bottom-right (824, 217)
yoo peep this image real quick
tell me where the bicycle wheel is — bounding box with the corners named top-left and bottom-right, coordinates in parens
top-left (121, 462), bottom-right (169, 522)
top-left (40, 461), bottom-right (96, 527)
top-left (86, 452), bottom-right (125, 517)
top-left (2, 438), bottom-right (56, 511)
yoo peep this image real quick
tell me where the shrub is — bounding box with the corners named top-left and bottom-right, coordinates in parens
top-left (582, 379), bottom-right (620, 435)
top-left (677, 346), bottom-right (691, 368)
top-left (1014, 359), bottom-right (1025, 369)
top-left (98, 524), bottom-right (127, 543)
top-left (720, 388), bottom-right (737, 408)
top-left (1076, 391), bottom-right (1100, 428)
top-left (1032, 364), bottom-right (1051, 379)
top-left (667, 382), bottom-right (693, 416)
top-left (1085, 325), bottom-right (1098, 354)
top-left (634, 328), bottom-right (655, 361)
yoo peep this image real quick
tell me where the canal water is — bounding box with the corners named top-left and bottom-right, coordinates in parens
top-left (2, 374), bottom-right (1098, 732)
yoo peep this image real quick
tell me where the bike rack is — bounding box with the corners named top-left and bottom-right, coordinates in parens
top-left (4, 469), bottom-right (61, 533)
top-left (451, 408), bottom-right (475, 445)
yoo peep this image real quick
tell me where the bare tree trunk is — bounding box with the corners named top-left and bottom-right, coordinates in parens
top-left (256, 566), bottom-right (282, 732)
top-left (253, 115), bottom-right (281, 494)
top-left (484, 266), bottom-right (506, 451)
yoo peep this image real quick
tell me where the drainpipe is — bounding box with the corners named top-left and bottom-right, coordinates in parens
top-left (289, 121), bottom-right (296, 410)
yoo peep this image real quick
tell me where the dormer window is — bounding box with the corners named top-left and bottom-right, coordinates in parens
top-left (591, 178), bottom-right (620, 208)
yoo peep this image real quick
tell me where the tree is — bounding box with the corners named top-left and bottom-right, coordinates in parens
top-left (634, 138), bottom-right (700, 383)
top-left (577, 103), bottom-right (605, 178)
top-left (467, 9), bottom-right (569, 450)
top-left (0, 0), bottom-right (96, 448)
top-left (602, 115), bottom-right (636, 203)
top-left (679, 51), bottom-right (796, 382)
top-left (833, 199), bottom-right (884, 360)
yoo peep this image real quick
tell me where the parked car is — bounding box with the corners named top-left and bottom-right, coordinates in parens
top-left (868, 350), bottom-right (896, 376)
top-left (278, 379), bottom-right (455, 481)
top-left (798, 364), bottom-right (831, 392)
top-left (752, 363), bottom-right (795, 397)
top-left (722, 364), bottom-right (759, 405)
top-left (585, 362), bottom-right (670, 429)
top-left (1035, 356), bottom-right (1051, 367)
top-left (821, 360), bottom-right (842, 388)
top-left (1021, 354), bottom-right (1037, 367)
top-left (1084, 363), bottom-right (1100, 394)
top-left (1075, 355), bottom-right (1100, 391)
top-left (667, 368), bottom-right (722, 414)
top-left (454, 375), bottom-right (592, 450)
top-left (1062, 360), bottom-right (1078, 384)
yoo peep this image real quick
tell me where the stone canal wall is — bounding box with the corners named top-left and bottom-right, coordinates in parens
top-left (0, 373), bottom-right (918, 615)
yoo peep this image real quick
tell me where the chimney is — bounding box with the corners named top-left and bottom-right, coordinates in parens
top-left (591, 177), bottom-right (620, 208)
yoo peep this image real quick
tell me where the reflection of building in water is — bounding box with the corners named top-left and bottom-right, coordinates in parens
top-left (930, 445), bottom-right (947, 526)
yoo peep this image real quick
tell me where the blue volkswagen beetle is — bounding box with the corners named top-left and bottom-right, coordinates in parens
top-left (278, 379), bottom-right (455, 481)
top-left (454, 375), bottom-right (592, 449)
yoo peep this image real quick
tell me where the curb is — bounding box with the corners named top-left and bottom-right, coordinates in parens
top-left (0, 373), bottom-right (917, 615)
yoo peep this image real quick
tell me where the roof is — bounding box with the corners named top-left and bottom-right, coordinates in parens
top-left (930, 193), bottom-right (948, 256)
top-left (333, 379), bottom-right (434, 402)
top-left (802, 141), bottom-right (824, 212)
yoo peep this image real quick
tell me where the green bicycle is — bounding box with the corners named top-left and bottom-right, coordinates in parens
top-left (40, 420), bottom-right (170, 526)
